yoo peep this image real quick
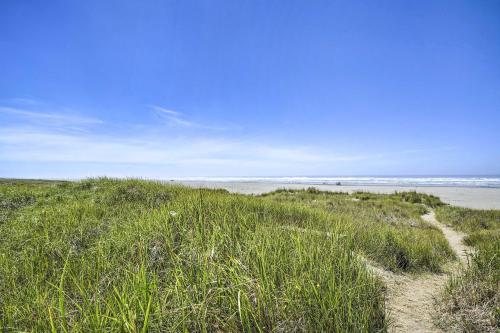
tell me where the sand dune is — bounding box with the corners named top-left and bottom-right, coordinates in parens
top-left (176, 181), bottom-right (500, 210)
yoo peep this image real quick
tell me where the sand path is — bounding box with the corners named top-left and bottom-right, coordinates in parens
top-left (376, 210), bottom-right (471, 333)
top-left (279, 210), bottom-right (471, 332)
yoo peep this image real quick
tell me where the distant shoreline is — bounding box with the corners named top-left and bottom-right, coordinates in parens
top-left (2, 177), bottom-right (500, 209)
top-left (170, 176), bottom-right (500, 188)
top-left (3, 176), bottom-right (500, 188)
top-left (175, 181), bottom-right (500, 210)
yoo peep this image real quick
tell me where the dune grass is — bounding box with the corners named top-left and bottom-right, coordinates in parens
top-left (435, 206), bottom-right (499, 332)
top-left (0, 179), bottom-right (455, 332)
top-left (436, 205), bottom-right (500, 247)
top-left (262, 188), bottom-right (454, 272)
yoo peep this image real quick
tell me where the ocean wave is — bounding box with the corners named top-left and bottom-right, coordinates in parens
top-left (173, 176), bottom-right (500, 188)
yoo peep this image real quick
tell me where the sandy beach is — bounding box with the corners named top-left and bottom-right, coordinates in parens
top-left (175, 181), bottom-right (500, 210)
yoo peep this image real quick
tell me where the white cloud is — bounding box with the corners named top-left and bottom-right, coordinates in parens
top-left (0, 126), bottom-right (370, 170)
top-left (149, 105), bottom-right (229, 130)
top-left (0, 101), bottom-right (453, 178)
top-left (0, 106), bottom-right (103, 126)
top-left (149, 105), bottom-right (195, 127)
top-left (5, 97), bottom-right (40, 105)
top-left (149, 105), bottom-right (181, 117)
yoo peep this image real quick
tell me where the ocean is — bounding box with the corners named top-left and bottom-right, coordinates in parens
top-left (173, 176), bottom-right (500, 188)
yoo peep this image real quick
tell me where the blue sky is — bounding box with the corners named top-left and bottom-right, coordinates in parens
top-left (1, 0), bottom-right (499, 178)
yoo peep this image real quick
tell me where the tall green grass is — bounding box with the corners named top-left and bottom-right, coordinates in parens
top-left (1, 179), bottom-right (387, 332)
top-left (0, 179), bottom-right (456, 331)
top-left (263, 189), bottom-right (453, 272)
top-left (436, 206), bottom-right (499, 332)
top-left (436, 205), bottom-right (500, 246)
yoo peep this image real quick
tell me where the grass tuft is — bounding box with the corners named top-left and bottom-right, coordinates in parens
top-left (436, 206), bottom-right (500, 332)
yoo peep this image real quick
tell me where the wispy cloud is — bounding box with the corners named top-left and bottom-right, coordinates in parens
top-left (149, 106), bottom-right (181, 117)
top-left (0, 125), bottom-right (371, 170)
top-left (150, 105), bottom-right (196, 127)
top-left (0, 121), bottom-right (456, 177)
top-left (5, 97), bottom-right (40, 106)
top-left (0, 106), bottom-right (103, 126)
top-left (0, 100), bottom-right (455, 178)
top-left (149, 105), bottom-right (228, 130)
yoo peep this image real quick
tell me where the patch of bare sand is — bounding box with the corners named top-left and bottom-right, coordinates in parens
top-left (176, 181), bottom-right (500, 209)
top-left (274, 210), bottom-right (473, 332)
top-left (366, 211), bottom-right (472, 333)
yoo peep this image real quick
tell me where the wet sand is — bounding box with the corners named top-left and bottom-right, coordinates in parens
top-left (175, 181), bottom-right (500, 210)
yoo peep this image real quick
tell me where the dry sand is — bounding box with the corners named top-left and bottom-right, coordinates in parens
top-left (175, 181), bottom-right (500, 210)
top-left (379, 211), bottom-right (472, 333)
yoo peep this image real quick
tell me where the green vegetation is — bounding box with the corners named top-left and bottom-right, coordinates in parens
top-left (263, 188), bottom-right (453, 272)
top-left (351, 190), bottom-right (443, 208)
top-left (0, 179), bottom-right (455, 332)
top-left (436, 206), bottom-right (499, 332)
top-left (436, 205), bottom-right (500, 247)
